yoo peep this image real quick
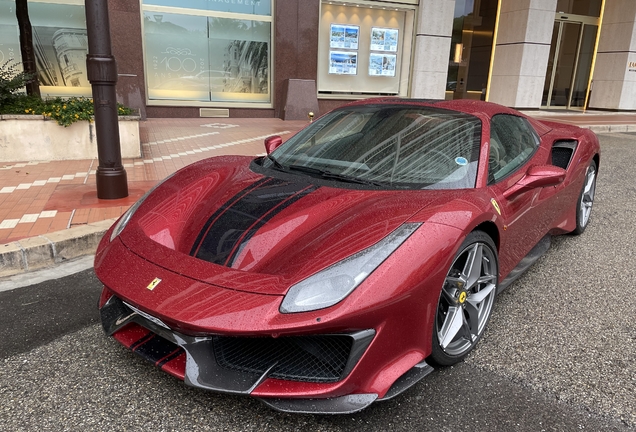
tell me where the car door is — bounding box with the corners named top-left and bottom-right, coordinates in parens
top-left (487, 114), bottom-right (549, 277)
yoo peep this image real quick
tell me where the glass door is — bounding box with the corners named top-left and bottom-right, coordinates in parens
top-left (542, 14), bottom-right (599, 109)
top-left (445, 0), bottom-right (498, 101)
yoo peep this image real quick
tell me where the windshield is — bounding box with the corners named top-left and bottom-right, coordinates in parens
top-left (263, 104), bottom-right (482, 189)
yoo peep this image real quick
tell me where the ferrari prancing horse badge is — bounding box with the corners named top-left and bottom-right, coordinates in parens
top-left (146, 277), bottom-right (162, 291)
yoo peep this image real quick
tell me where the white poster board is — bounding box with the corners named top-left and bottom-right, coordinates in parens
top-left (329, 51), bottom-right (358, 75)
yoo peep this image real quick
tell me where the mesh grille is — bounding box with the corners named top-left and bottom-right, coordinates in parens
top-left (213, 335), bottom-right (353, 383)
top-left (552, 146), bottom-right (574, 169)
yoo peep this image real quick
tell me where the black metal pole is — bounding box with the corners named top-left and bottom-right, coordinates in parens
top-left (85, 0), bottom-right (128, 199)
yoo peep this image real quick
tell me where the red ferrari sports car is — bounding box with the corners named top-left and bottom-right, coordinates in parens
top-left (95, 99), bottom-right (599, 414)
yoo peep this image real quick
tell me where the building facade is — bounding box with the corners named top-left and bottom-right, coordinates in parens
top-left (1, 0), bottom-right (634, 118)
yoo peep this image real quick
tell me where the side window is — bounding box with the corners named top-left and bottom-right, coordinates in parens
top-left (488, 114), bottom-right (539, 183)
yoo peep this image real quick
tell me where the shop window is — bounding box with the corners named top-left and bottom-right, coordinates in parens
top-left (142, 0), bottom-right (272, 106)
top-left (0, 1), bottom-right (21, 66)
top-left (144, 0), bottom-right (271, 16)
top-left (317, 1), bottom-right (416, 98)
top-left (0, 0), bottom-right (90, 98)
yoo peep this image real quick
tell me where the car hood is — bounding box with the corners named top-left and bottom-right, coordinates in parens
top-left (118, 156), bottom-right (465, 295)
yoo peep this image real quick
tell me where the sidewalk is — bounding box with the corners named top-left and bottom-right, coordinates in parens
top-left (522, 109), bottom-right (636, 133)
top-left (0, 111), bottom-right (634, 276)
top-left (0, 117), bottom-right (307, 276)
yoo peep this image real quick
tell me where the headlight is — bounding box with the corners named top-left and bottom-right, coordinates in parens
top-left (280, 223), bottom-right (421, 313)
top-left (109, 173), bottom-right (176, 242)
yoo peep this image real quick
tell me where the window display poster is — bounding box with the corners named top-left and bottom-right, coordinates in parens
top-left (144, 12), bottom-right (210, 100)
top-left (329, 51), bottom-right (357, 75)
top-left (207, 18), bottom-right (271, 101)
top-left (370, 27), bottom-right (399, 52)
top-left (330, 24), bottom-right (359, 49)
top-left (369, 53), bottom-right (396, 77)
top-left (0, 25), bottom-right (21, 66)
top-left (24, 2), bottom-right (91, 88)
top-left (144, 0), bottom-right (272, 16)
top-left (0, 2), bottom-right (21, 67)
top-left (144, 13), bottom-right (271, 103)
top-left (33, 27), bottom-right (89, 87)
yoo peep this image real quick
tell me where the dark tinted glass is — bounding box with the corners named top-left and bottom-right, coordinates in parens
top-left (556, 0), bottom-right (602, 17)
top-left (489, 115), bottom-right (539, 183)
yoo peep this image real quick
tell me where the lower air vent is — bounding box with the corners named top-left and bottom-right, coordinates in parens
top-left (213, 335), bottom-right (354, 383)
top-left (552, 140), bottom-right (577, 169)
top-left (200, 108), bottom-right (229, 118)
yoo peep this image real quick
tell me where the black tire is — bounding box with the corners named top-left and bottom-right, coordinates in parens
top-left (428, 231), bottom-right (498, 367)
top-left (572, 160), bottom-right (597, 235)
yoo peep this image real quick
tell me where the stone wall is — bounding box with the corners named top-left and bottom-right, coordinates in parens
top-left (0, 116), bottom-right (140, 162)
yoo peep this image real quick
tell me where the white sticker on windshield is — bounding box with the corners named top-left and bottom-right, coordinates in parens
top-left (455, 157), bottom-right (468, 166)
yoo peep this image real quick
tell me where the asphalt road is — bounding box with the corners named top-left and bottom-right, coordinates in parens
top-left (0, 133), bottom-right (634, 431)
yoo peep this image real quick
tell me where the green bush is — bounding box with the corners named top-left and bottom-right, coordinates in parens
top-left (0, 60), bottom-right (34, 104)
top-left (1, 61), bottom-right (134, 127)
top-left (2, 96), bottom-right (134, 127)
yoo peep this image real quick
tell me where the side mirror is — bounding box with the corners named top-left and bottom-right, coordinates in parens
top-left (503, 165), bottom-right (566, 199)
top-left (264, 135), bottom-right (283, 155)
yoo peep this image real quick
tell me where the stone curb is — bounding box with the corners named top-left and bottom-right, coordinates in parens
top-left (0, 218), bottom-right (116, 278)
top-left (585, 124), bottom-right (636, 133)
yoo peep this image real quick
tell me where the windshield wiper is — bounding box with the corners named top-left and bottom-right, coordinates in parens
top-left (288, 164), bottom-right (387, 187)
top-left (266, 154), bottom-right (287, 171)
top-left (321, 171), bottom-right (388, 187)
top-left (287, 164), bottom-right (323, 176)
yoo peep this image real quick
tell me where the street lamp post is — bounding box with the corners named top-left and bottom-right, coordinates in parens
top-left (84, 0), bottom-right (128, 199)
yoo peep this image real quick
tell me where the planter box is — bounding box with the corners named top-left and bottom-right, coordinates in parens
top-left (0, 115), bottom-right (141, 162)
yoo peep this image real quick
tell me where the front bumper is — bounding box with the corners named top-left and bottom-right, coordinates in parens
top-left (96, 236), bottom-right (438, 413)
top-left (101, 295), bottom-right (390, 413)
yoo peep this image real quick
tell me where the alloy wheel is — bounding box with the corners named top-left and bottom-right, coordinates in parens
top-left (436, 240), bottom-right (497, 357)
top-left (579, 163), bottom-right (597, 229)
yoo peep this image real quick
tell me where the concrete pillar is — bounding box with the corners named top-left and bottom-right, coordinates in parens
top-left (488, 0), bottom-right (557, 108)
top-left (410, 0), bottom-right (455, 99)
top-left (589, 0), bottom-right (636, 110)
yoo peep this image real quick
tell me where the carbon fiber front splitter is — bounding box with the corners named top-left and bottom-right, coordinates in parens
top-left (257, 358), bottom-right (435, 414)
top-left (100, 294), bottom-right (433, 414)
top-left (259, 394), bottom-right (378, 414)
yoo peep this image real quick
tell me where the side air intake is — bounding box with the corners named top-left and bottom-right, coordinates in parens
top-left (551, 140), bottom-right (577, 169)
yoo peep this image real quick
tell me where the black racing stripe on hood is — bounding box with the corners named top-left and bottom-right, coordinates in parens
top-left (191, 177), bottom-right (318, 266)
top-left (189, 177), bottom-right (272, 257)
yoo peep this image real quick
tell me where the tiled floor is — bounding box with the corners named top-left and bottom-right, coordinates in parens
top-left (0, 118), bottom-right (307, 243)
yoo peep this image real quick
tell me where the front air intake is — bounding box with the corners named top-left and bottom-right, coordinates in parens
top-left (213, 335), bottom-right (354, 383)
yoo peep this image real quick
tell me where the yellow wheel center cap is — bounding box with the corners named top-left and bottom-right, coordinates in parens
top-left (458, 291), bottom-right (467, 304)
